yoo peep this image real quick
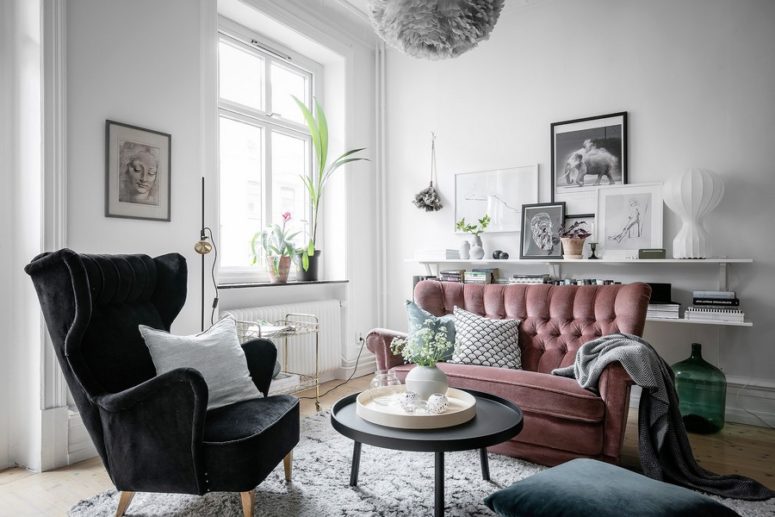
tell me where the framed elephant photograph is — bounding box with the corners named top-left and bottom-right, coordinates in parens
top-left (551, 112), bottom-right (627, 216)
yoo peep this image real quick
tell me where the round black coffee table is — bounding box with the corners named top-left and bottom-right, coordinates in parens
top-left (330, 389), bottom-right (523, 517)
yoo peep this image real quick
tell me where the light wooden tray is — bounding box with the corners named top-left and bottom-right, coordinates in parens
top-left (356, 385), bottom-right (477, 430)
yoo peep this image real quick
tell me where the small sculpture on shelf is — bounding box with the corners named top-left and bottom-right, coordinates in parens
top-left (588, 242), bottom-right (599, 259)
top-left (456, 214), bottom-right (490, 260)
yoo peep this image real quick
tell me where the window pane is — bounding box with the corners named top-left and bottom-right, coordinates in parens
top-left (272, 131), bottom-right (309, 247)
top-left (219, 117), bottom-right (263, 268)
top-left (271, 63), bottom-right (308, 124)
top-left (219, 41), bottom-right (264, 110)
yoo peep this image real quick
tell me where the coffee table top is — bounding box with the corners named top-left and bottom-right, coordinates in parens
top-left (331, 389), bottom-right (523, 453)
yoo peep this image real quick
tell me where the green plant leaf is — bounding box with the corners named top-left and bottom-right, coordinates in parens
top-left (307, 240), bottom-right (315, 255)
top-left (293, 96), bottom-right (321, 174)
top-left (314, 98), bottom-right (328, 175)
top-left (302, 252), bottom-right (309, 271)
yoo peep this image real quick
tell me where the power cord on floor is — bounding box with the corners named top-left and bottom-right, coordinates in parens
top-left (298, 336), bottom-right (367, 401)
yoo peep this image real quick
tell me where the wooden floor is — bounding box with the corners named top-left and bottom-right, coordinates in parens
top-left (0, 375), bottom-right (773, 516)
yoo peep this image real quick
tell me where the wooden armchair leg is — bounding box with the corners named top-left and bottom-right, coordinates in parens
top-left (240, 490), bottom-right (255, 517)
top-left (283, 450), bottom-right (293, 482)
top-left (115, 491), bottom-right (135, 517)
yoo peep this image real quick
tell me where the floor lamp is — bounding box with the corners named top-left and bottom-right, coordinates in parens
top-left (194, 177), bottom-right (218, 331)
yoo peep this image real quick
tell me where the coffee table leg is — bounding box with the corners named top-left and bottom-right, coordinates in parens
top-left (434, 451), bottom-right (444, 517)
top-left (480, 447), bottom-right (490, 481)
top-left (350, 441), bottom-right (362, 487)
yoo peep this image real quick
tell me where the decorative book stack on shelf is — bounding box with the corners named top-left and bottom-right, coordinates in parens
top-left (647, 303), bottom-right (681, 320)
top-left (438, 269), bottom-right (465, 283)
top-left (685, 291), bottom-right (745, 323)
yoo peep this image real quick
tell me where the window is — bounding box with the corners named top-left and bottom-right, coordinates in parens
top-left (217, 31), bottom-right (318, 275)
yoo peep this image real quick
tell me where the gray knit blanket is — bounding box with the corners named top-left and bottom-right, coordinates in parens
top-left (552, 333), bottom-right (774, 501)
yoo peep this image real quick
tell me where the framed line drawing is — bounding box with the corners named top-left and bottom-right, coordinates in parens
top-left (597, 183), bottom-right (663, 259)
top-left (520, 202), bottom-right (565, 259)
top-left (551, 112), bottom-right (627, 216)
top-left (455, 165), bottom-right (539, 233)
top-left (106, 120), bottom-right (171, 221)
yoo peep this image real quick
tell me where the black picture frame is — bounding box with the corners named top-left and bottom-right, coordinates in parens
top-left (520, 202), bottom-right (565, 259)
top-left (105, 120), bottom-right (172, 221)
top-left (551, 112), bottom-right (627, 217)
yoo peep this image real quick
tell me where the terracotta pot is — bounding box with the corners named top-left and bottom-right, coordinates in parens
top-left (267, 255), bottom-right (291, 283)
top-left (561, 237), bottom-right (587, 260)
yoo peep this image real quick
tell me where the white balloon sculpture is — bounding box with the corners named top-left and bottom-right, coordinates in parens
top-left (663, 168), bottom-right (725, 259)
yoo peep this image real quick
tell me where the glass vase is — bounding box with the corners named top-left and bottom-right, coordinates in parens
top-left (671, 343), bottom-right (726, 434)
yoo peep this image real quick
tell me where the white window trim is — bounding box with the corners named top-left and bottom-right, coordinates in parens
top-left (217, 18), bottom-right (323, 284)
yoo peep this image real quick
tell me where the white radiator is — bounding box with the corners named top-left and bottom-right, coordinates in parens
top-left (223, 300), bottom-right (342, 379)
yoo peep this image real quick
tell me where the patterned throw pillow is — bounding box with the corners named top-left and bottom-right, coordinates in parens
top-left (451, 307), bottom-right (521, 369)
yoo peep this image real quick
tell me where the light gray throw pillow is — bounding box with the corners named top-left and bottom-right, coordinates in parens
top-left (139, 317), bottom-right (261, 410)
top-left (451, 307), bottom-right (522, 369)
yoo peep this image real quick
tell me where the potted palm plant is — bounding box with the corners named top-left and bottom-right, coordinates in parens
top-left (250, 212), bottom-right (299, 284)
top-left (293, 96), bottom-right (368, 281)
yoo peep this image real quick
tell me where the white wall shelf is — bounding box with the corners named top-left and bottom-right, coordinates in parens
top-left (408, 257), bottom-right (754, 328)
top-left (646, 317), bottom-right (753, 328)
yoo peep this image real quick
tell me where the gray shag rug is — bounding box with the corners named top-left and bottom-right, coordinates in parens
top-left (70, 411), bottom-right (774, 516)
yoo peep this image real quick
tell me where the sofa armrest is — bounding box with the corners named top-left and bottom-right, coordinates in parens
top-left (598, 361), bottom-right (634, 461)
top-left (366, 328), bottom-right (408, 371)
top-left (94, 368), bottom-right (208, 494)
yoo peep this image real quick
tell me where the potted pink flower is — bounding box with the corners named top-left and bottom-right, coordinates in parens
top-left (251, 212), bottom-right (299, 283)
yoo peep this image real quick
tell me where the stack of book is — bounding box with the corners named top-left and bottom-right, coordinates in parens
top-left (464, 271), bottom-right (491, 284)
top-left (438, 269), bottom-right (465, 283)
top-left (414, 249), bottom-right (460, 260)
top-left (647, 302), bottom-right (681, 320)
top-left (685, 290), bottom-right (745, 323)
top-left (508, 274), bottom-right (552, 285)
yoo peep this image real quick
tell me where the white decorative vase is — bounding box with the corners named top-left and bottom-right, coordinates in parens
top-left (664, 168), bottom-right (725, 259)
top-left (405, 365), bottom-right (448, 401)
top-left (459, 240), bottom-right (471, 260)
top-left (470, 235), bottom-right (485, 260)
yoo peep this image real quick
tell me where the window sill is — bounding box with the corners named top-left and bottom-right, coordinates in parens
top-left (218, 280), bottom-right (349, 289)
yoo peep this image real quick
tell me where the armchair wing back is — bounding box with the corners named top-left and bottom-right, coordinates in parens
top-left (25, 249), bottom-right (187, 467)
top-left (26, 248), bottom-right (300, 517)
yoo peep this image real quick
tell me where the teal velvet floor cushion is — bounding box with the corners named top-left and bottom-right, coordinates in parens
top-left (484, 458), bottom-right (739, 517)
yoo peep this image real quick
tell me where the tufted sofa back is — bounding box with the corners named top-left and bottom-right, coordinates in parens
top-left (414, 281), bottom-right (651, 374)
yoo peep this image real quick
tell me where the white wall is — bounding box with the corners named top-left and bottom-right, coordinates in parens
top-left (67, 0), bottom-right (205, 333)
top-left (384, 0), bottom-right (775, 423)
top-left (0, 0), bottom-right (45, 471)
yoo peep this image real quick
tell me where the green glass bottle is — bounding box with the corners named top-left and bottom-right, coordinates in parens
top-left (671, 343), bottom-right (726, 434)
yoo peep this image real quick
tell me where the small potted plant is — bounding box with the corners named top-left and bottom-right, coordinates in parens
top-left (250, 212), bottom-right (299, 284)
top-left (559, 221), bottom-right (592, 260)
top-left (391, 322), bottom-right (453, 400)
top-left (455, 214), bottom-right (491, 259)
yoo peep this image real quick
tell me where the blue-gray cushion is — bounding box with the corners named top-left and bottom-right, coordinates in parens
top-left (405, 300), bottom-right (455, 361)
top-left (484, 458), bottom-right (739, 517)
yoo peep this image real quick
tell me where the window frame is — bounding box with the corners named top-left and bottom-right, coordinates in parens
top-left (216, 21), bottom-right (322, 283)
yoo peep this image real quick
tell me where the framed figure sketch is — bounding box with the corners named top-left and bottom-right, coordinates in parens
top-left (597, 183), bottom-right (663, 259)
top-left (520, 202), bottom-right (565, 259)
top-left (551, 112), bottom-right (627, 216)
top-left (106, 120), bottom-right (171, 221)
top-left (455, 165), bottom-right (539, 233)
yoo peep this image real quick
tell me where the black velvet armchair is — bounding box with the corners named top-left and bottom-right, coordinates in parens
top-left (25, 249), bottom-right (299, 517)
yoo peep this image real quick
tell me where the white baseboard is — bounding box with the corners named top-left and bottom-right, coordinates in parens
top-left (41, 406), bottom-right (69, 471)
top-left (628, 380), bottom-right (775, 428)
top-left (67, 411), bottom-right (97, 465)
top-left (335, 356), bottom-right (376, 380)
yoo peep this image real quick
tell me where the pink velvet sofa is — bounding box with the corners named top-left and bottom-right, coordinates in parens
top-left (367, 280), bottom-right (651, 466)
